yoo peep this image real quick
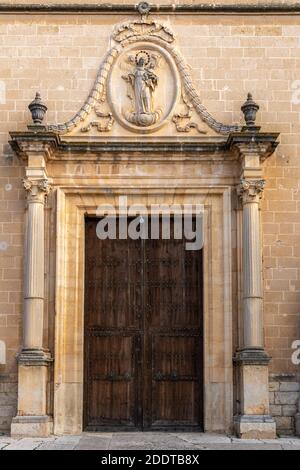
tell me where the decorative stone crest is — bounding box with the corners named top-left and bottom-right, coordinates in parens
top-left (23, 178), bottom-right (51, 203)
top-left (238, 179), bottom-right (265, 204)
top-left (47, 11), bottom-right (241, 136)
top-left (112, 16), bottom-right (174, 45)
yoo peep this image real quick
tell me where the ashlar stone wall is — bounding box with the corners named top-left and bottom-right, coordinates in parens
top-left (269, 375), bottom-right (300, 435)
top-left (0, 6), bottom-right (299, 433)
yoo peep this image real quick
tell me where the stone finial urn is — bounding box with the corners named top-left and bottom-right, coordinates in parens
top-left (241, 93), bottom-right (259, 128)
top-left (28, 92), bottom-right (47, 125)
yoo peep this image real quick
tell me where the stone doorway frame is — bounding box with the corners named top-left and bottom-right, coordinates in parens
top-left (8, 130), bottom-right (279, 438)
top-left (53, 185), bottom-right (233, 435)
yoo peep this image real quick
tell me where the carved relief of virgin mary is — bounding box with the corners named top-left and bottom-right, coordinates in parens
top-left (122, 51), bottom-right (162, 127)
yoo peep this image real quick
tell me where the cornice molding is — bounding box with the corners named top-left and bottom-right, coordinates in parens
top-left (9, 130), bottom-right (279, 162)
top-left (9, 131), bottom-right (61, 162)
top-left (227, 132), bottom-right (280, 162)
top-left (0, 3), bottom-right (300, 15)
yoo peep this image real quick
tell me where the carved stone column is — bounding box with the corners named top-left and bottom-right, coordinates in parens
top-left (11, 172), bottom-right (53, 437)
top-left (234, 145), bottom-right (276, 439)
top-left (239, 179), bottom-right (265, 351)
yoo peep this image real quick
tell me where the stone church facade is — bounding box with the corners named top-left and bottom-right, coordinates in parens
top-left (0, 1), bottom-right (299, 438)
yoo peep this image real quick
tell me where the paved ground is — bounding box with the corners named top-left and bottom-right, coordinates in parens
top-left (0, 433), bottom-right (300, 450)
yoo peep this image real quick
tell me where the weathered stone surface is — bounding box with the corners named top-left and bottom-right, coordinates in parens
top-left (296, 413), bottom-right (300, 437)
top-left (282, 405), bottom-right (297, 417)
top-left (174, 433), bottom-right (232, 444)
top-left (275, 392), bottom-right (299, 406)
top-left (2, 433), bottom-right (300, 451)
top-left (39, 436), bottom-right (81, 450)
top-left (11, 416), bottom-right (53, 438)
top-left (0, 406), bottom-right (15, 418)
top-left (270, 381), bottom-right (300, 434)
top-left (269, 382), bottom-right (280, 392)
top-left (269, 392), bottom-right (275, 405)
top-left (235, 416), bottom-right (276, 440)
top-left (270, 405), bottom-right (282, 417)
top-left (280, 383), bottom-right (300, 392)
top-left (275, 417), bottom-right (293, 430)
top-left (4, 438), bottom-right (45, 451)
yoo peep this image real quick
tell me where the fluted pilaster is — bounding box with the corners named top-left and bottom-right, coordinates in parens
top-left (239, 179), bottom-right (265, 350)
top-left (22, 177), bottom-right (51, 352)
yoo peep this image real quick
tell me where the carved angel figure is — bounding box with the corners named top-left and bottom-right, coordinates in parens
top-left (122, 51), bottom-right (162, 127)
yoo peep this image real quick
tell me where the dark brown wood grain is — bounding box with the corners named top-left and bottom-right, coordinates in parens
top-left (84, 217), bottom-right (203, 431)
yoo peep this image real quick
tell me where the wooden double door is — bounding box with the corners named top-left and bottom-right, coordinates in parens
top-left (84, 217), bottom-right (203, 431)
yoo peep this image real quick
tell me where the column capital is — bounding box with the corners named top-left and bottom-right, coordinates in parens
top-left (23, 177), bottom-right (51, 204)
top-left (238, 179), bottom-right (265, 205)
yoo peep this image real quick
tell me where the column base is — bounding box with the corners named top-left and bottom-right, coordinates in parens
top-left (295, 413), bottom-right (300, 437)
top-left (234, 415), bottom-right (276, 439)
top-left (234, 348), bottom-right (271, 365)
top-left (11, 415), bottom-right (53, 437)
top-left (14, 348), bottom-right (53, 437)
top-left (18, 348), bottom-right (53, 366)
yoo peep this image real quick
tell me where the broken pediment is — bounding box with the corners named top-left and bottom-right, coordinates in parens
top-left (45, 12), bottom-right (242, 140)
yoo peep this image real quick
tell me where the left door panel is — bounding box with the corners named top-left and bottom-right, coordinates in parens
top-left (84, 218), bottom-right (142, 430)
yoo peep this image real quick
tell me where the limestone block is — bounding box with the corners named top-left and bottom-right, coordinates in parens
top-left (275, 416), bottom-right (293, 430)
top-left (282, 405), bottom-right (297, 417)
top-left (269, 392), bottom-right (275, 404)
top-left (241, 365), bottom-right (270, 415)
top-left (235, 415), bottom-right (276, 440)
top-left (17, 365), bottom-right (48, 416)
top-left (279, 382), bottom-right (300, 392)
top-left (270, 405), bottom-right (282, 417)
top-left (0, 405), bottom-right (15, 417)
top-left (275, 392), bottom-right (299, 406)
top-left (269, 382), bottom-right (280, 392)
top-left (11, 416), bottom-right (53, 438)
